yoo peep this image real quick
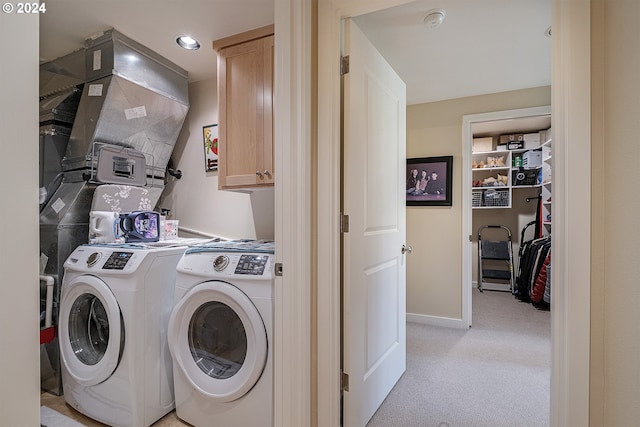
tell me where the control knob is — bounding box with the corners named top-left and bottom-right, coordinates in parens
top-left (213, 255), bottom-right (229, 272)
top-left (87, 252), bottom-right (102, 267)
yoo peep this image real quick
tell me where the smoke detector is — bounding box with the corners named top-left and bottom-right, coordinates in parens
top-left (423, 9), bottom-right (446, 29)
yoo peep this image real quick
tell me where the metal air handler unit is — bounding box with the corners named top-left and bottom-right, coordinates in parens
top-left (38, 29), bottom-right (189, 395)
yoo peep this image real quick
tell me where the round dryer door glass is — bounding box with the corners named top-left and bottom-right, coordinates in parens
top-left (69, 294), bottom-right (111, 365)
top-left (188, 302), bottom-right (247, 379)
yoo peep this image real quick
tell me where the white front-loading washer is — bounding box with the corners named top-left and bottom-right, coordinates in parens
top-left (59, 243), bottom-right (190, 427)
top-left (168, 240), bottom-right (275, 427)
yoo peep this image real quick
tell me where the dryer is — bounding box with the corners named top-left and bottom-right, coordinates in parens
top-left (59, 243), bottom-right (188, 427)
top-left (168, 240), bottom-right (275, 427)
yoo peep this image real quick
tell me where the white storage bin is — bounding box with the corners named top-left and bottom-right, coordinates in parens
top-left (522, 150), bottom-right (542, 168)
top-left (524, 133), bottom-right (541, 149)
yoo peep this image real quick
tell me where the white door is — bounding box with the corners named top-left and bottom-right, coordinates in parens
top-left (342, 18), bottom-right (407, 427)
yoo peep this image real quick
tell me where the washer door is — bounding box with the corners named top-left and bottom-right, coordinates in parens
top-left (59, 275), bottom-right (124, 386)
top-left (168, 281), bottom-right (267, 402)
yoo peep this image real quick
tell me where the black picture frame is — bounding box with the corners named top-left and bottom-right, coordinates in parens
top-left (406, 156), bottom-right (453, 206)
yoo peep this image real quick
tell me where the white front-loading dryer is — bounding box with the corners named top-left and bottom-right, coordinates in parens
top-left (168, 240), bottom-right (274, 427)
top-left (59, 243), bottom-right (189, 427)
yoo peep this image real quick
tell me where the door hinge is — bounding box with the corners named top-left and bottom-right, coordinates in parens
top-left (341, 371), bottom-right (349, 392)
top-left (340, 55), bottom-right (350, 75)
top-left (340, 213), bottom-right (350, 233)
top-left (274, 263), bottom-right (283, 277)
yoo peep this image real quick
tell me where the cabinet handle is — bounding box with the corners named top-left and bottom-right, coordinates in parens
top-left (264, 170), bottom-right (272, 178)
top-left (256, 171), bottom-right (263, 177)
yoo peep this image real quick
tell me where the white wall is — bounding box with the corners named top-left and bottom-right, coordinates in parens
top-left (159, 78), bottom-right (275, 240)
top-left (0, 12), bottom-right (41, 427)
top-left (406, 86), bottom-right (551, 321)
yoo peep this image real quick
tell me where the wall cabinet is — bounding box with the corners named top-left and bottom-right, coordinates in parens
top-left (214, 25), bottom-right (274, 190)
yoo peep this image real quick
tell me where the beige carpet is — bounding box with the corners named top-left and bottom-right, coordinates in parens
top-left (367, 289), bottom-right (551, 427)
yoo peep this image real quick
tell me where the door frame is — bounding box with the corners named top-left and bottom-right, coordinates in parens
top-left (461, 105), bottom-right (552, 329)
top-left (313, 1), bottom-right (591, 426)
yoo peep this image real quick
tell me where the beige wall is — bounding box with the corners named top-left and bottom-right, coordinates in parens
top-left (590, 0), bottom-right (640, 425)
top-left (0, 12), bottom-right (41, 427)
top-left (159, 78), bottom-right (275, 240)
top-left (406, 86), bottom-right (551, 320)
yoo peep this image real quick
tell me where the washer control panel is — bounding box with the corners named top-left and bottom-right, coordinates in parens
top-left (102, 251), bottom-right (134, 270)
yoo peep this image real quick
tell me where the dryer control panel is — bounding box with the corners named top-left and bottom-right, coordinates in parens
top-left (234, 254), bottom-right (269, 275)
top-left (180, 251), bottom-right (274, 280)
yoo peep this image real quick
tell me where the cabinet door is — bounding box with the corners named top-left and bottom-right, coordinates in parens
top-left (218, 36), bottom-right (274, 189)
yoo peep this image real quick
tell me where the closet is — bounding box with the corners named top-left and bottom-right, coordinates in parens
top-left (465, 107), bottom-right (552, 295)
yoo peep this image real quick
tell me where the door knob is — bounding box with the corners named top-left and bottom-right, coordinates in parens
top-left (401, 245), bottom-right (412, 255)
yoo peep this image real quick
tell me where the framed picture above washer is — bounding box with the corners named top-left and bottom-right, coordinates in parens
top-left (203, 124), bottom-right (218, 171)
top-left (406, 156), bottom-right (453, 206)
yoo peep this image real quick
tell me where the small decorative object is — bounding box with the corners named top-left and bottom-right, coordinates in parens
top-left (406, 156), bottom-right (453, 206)
top-left (203, 124), bottom-right (218, 171)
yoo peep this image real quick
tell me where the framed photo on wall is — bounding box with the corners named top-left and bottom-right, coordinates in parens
top-left (406, 156), bottom-right (453, 206)
top-left (203, 124), bottom-right (218, 171)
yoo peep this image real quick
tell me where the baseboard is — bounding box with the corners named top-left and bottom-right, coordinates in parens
top-left (407, 313), bottom-right (467, 329)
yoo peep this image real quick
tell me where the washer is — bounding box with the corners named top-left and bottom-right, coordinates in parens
top-left (168, 240), bottom-right (275, 427)
top-left (59, 243), bottom-right (189, 427)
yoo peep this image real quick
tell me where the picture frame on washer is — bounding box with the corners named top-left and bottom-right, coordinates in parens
top-left (203, 124), bottom-right (218, 171)
top-left (406, 156), bottom-right (453, 206)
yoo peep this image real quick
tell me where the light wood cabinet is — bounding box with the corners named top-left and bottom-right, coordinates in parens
top-left (214, 25), bottom-right (274, 190)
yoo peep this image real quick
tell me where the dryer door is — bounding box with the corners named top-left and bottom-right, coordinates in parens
top-left (59, 275), bottom-right (124, 386)
top-left (168, 280), bottom-right (267, 402)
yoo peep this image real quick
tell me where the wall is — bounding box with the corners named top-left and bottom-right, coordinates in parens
top-left (592, 0), bottom-right (640, 424)
top-left (0, 12), bottom-right (41, 427)
top-left (159, 78), bottom-right (275, 240)
top-left (405, 86), bottom-right (551, 321)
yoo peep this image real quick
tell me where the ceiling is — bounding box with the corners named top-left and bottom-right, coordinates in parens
top-left (39, 0), bottom-right (551, 106)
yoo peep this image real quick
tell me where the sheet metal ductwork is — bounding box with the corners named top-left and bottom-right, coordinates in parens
top-left (39, 29), bottom-right (189, 395)
top-left (64, 29), bottom-right (189, 185)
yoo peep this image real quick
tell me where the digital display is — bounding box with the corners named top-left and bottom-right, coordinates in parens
top-left (102, 251), bottom-right (134, 270)
top-left (234, 255), bottom-right (269, 275)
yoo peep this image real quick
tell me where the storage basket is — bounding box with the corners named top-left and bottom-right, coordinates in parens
top-left (512, 168), bottom-right (540, 186)
top-left (483, 189), bottom-right (509, 207)
top-left (472, 191), bottom-right (483, 207)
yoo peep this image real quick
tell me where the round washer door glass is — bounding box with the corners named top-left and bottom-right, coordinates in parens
top-left (59, 275), bottom-right (124, 386)
top-left (69, 294), bottom-right (111, 365)
top-left (189, 301), bottom-right (247, 379)
top-left (168, 280), bottom-right (267, 402)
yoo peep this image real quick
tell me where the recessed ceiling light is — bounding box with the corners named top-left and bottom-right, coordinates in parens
top-left (177, 35), bottom-right (200, 50)
top-left (423, 9), bottom-right (446, 29)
